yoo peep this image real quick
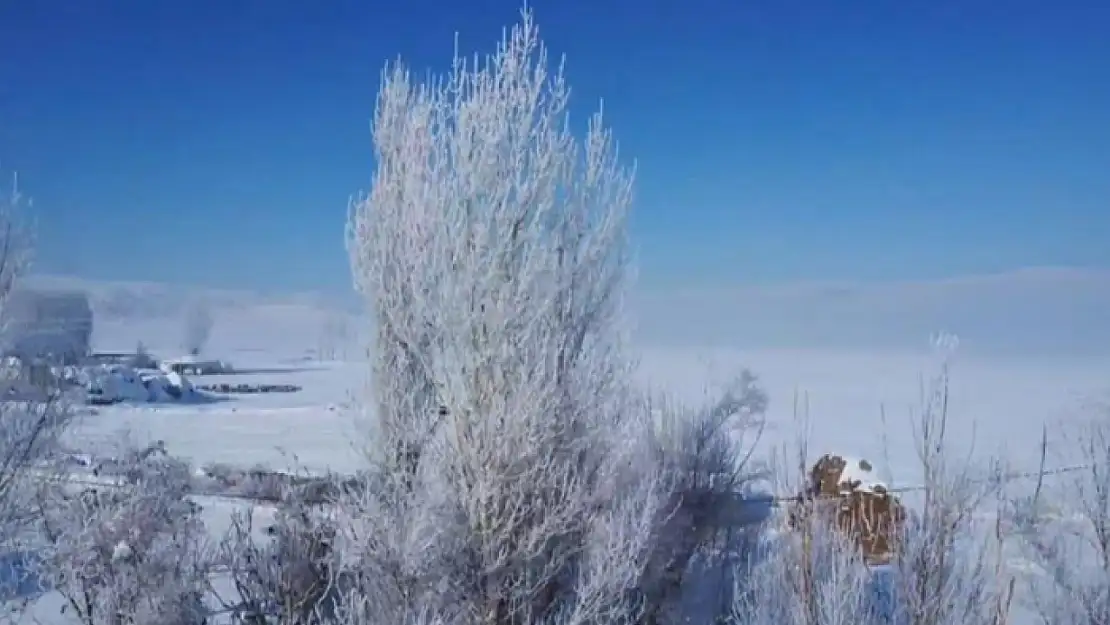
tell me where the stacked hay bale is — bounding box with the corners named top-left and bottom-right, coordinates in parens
top-left (787, 453), bottom-right (907, 565)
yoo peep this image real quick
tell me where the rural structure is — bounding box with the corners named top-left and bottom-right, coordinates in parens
top-left (2, 288), bottom-right (94, 366)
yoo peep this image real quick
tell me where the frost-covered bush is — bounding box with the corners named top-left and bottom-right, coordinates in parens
top-left (733, 510), bottom-right (881, 625)
top-left (216, 504), bottom-right (347, 625)
top-left (727, 338), bottom-right (1016, 625)
top-left (1009, 415), bottom-right (1110, 625)
top-left (634, 374), bottom-right (770, 625)
top-left (878, 338), bottom-right (1014, 625)
top-left (32, 439), bottom-right (213, 625)
top-left (0, 393), bottom-right (70, 536)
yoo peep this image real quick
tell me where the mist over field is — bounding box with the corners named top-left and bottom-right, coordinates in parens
top-left (634, 267), bottom-right (1110, 359)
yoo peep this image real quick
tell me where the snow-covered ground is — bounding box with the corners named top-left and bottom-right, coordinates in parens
top-left (63, 346), bottom-right (1108, 487)
top-left (68, 363), bottom-right (363, 475)
top-left (7, 272), bottom-right (1110, 623)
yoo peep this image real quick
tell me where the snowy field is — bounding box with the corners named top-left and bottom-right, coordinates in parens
top-left (43, 269), bottom-right (1110, 480)
top-left (8, 273), bottom-right (1110, 624)
top-left (63, 346), bottom-right (1110, 488)
top-left (71, 324), bottom-right (1110, 489)
top-left (39, 271), bottom-right (1110, 500)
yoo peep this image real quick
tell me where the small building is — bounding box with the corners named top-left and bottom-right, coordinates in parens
top-left (2, 288), bottom-right (94, 366)
top-left (160, 356), bottom-right (230, 376)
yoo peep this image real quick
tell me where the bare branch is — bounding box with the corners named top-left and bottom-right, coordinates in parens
top-left (1009, 408), bottom-right (1110, 625)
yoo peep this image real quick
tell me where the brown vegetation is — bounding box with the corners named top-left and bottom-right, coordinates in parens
top-left (787, 453), bottom-right (908, 565)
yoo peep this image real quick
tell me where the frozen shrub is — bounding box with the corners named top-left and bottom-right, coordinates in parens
top-left (32, 439), bottom-right (213, 625)
top-left (730, 337), bottom-right (1015, 625)
top-left (733, 508), bottom-right (880, 625)
top-left (216, 503), bottom-right (346, 625)
top-left (878, 336), bottom-right (1014, 625)
top-left (1009, 415), bottom-right (1110, 625)
top-left (635, 373), bottom-right (770, 625)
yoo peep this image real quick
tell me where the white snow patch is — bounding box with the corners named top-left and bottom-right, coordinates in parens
top-left (835, 455), bottom-right (888, 494)
top-left (111, 541), bottom-right (133, 563)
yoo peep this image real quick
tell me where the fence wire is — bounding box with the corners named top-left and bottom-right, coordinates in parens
top-left (27, 459), bottom-right (1099, 510)
top-left (766, 461), bottom-right (1092, 506)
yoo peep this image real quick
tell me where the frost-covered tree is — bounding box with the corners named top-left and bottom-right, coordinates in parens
top-left (335, 8), bottom-right (770, 625)
top-left (317, 313), bottom-right (350, 362)
top-left (0, 175), bottom-right (73, 604)
top-left (0, 175), bottom-right (32, 326)
top-left (342, 8), bottom-right (648, 623)
top-left (345, 4), bottom-right (636, 489)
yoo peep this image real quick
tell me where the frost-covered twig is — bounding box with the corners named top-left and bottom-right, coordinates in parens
top-left (0, 175), bottom-right (75, 613)
top-left (885, 335), bottom-right (1015, 625)
top-left (1010, 412), bottom-right (1110, 625)
top-left (31, 435), bottom-right (212, 625)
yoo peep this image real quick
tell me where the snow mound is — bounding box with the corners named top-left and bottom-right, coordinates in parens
top-left (83, 364), bottom-right (213, 404)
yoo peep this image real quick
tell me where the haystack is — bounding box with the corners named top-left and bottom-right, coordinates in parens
top-left (786, 453), bottom-right (907, 565)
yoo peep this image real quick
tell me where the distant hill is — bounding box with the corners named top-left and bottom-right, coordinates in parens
top-left (632, 266), bottom-right (1110, 359)
top-left (22, 266), bottom-right (1110, 359)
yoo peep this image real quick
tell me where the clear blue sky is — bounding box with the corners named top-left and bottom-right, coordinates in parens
top-left (1, 0), bottom-right (1107, 294)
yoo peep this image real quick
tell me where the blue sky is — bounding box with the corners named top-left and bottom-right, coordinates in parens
top-left (1, 0), bottom-right (1107, 294)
